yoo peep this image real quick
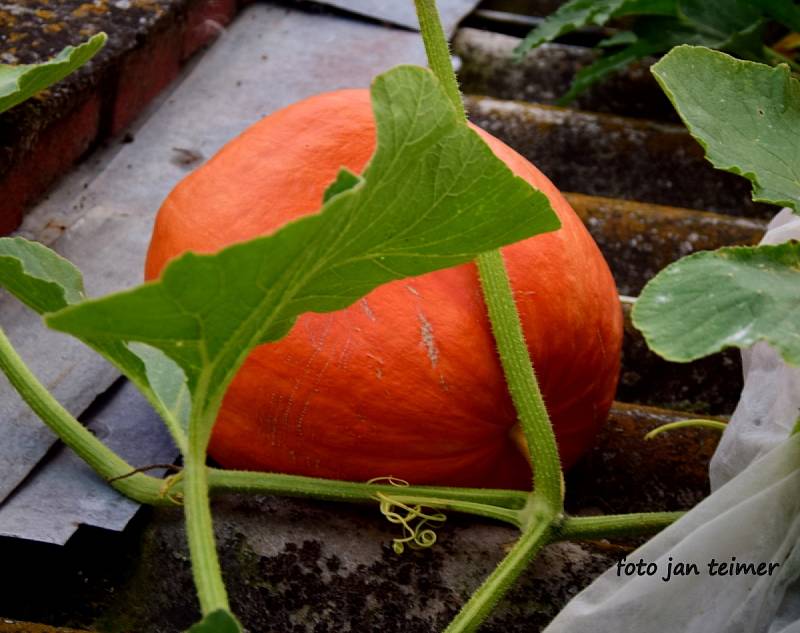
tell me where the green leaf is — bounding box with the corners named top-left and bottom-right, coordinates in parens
top-left (632, 243), bottom-right (800, 365)
top-left (322, 167), bottom-right (362, 203)
top-left (677, 0), bottom-right (763, 44)
top-left (556, 14), bottom-right (713, 104)
top-left (676, 0), bottom-right (768, 61)
top-left (0, 236), bottom-right (188, 451)
top-left (597, 31), bottom-right (639, 48)
top-left (614, 0), bottom-right (678, 17)
top-left (652, 45), bottom-right (800, 212)
top-left (186, 610), bottom-right (242, 633)
top-left (0, 237), bottom-right (85, 312)
top-left (515, 0), bottom-right (626, 56)
top-left (557, 38), bottom-right (663, 104)
top-left (129, 343), bottom-right (191, 436)
top-left (46, 65), bottom-right (559, 443)
top-left (0, 33), bottom-right (106, 115)
top-left (514, 0), bottom-right (677, 57)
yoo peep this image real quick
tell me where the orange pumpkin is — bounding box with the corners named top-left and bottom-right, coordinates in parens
top-left (145, 89), bottom-right (622, 489)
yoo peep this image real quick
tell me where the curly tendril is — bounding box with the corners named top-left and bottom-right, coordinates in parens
top-left (367, 477), bottom-right (447, 554)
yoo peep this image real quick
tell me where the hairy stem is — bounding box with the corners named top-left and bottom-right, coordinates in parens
top-left (184, 412), bottom-right (229, 616)
top-left (207, 468), bottom-right (529, 510)
top-left (444, 517), bottom-right (553, 633)
top-left (0, 326), bottom-right (165, 504)
top-left (414, 0), bottom-right (563, 508)
top-left (414, 0), bottom-right (464, 117)
top-left (556, 512), bottom-right (683, 541)
top-left (476, 251), bottom-right (563, 507)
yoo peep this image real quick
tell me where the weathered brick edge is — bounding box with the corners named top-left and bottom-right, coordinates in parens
top-left (0, 0), bottom-right (249, 236)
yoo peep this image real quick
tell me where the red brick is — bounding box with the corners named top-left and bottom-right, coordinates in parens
top-left (182, 0), bottom-right (237, 60)
top-left (0, 95), bottom-right (101, 235)
top-left (111, 27), bottom-right (183, 136)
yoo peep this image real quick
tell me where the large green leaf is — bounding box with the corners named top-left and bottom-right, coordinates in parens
top-left (652, 45), bottom-right (800, 213)
top-left (0, 33), bottom-right (106, 114)
top-left (632, 243), bottom-right (800, 365)
top-left (515, 0), bottom-right (627, 55)
top-left (677, 0), bottom-right (763, 43)
top-left (0, 237), bottom-right (188, 451)
top-left (46, 65), bottom-right (559, 443)
top-left (186, 610), bottom-right (242, 633)
top-left (513, 0), bottom-right (676, 58)
top-left (677, 0), bottom-right (769, 61)
top-left (557, 37), bottom-right (663, 105)
top-left (556, 14), bottom-right (722, 105)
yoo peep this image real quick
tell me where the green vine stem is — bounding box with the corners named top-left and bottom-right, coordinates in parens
top-left (0, 326), bottom-right (165, 505)
top-left (0, 323), bottom-right (678, 543)
top-left (412, 1), bottom-right (569, 631)
top-left (412, 0), bottom-right (562, 509)
top-left (556, 512), bottom-right (684, 541)
top-left (476, 251), bottom-right (563, 507)
top-left (445, 518), bottom-right (553, 633)
top-left (208, 469), bottom-right (529, 510)
top-left (184, 417), bottom-right (230, 615)
top-left (413, 0), bottom-right (464, 110)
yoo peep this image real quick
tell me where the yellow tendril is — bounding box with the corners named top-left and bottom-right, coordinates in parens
top-left (367, 476), bottom-right (446, 553)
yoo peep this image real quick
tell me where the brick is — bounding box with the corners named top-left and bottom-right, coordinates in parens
top-left (111, 24), bottom-right (183, 136)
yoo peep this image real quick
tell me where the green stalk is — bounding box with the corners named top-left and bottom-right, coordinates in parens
top-left (412, 4), bottom-right (567, 632)
top-left (207, 469), bottom-right (528, 510)
top-left (557, 512), bottom-right (683, 541)
top-left (0, 326), bottom-right (165, 505)
top-left (183, 405), bottom-right (230, 616)
top-left (444, 517), bottom-right (553, 633)
top-left (476, 252), bottom-right (562, 507)
top-left (414, 0), bottom-right (464, 115)
top-left (413, 0), bottom-right (562, 508)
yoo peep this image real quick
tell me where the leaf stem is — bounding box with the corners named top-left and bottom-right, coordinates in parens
top-left (413, 5), bottom-right (565, 632)
top-left (0, 326), bottom-right (165, 505)
top-left (413, 0), bottom-right (464, 117)
top-left (444, 514), bottom-right (553, 633)
top-left (556, 511), bottom-right (683, 541)
top-left (414, 0), bottom-right (563, 510)
top-left (206, 468), bottom-right (528, 510)
top-left (381, 495), bottom-right (523, 527)
top-left (184, 414), bottom-right (230, 616)
top-left (476, 251), bottom-right (563, 507)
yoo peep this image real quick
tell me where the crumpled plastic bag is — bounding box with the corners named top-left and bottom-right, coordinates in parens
top-left (543, 209), bottom-right (800, 633)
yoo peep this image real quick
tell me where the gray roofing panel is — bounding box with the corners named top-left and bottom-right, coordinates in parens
top-left (0, 381), bottom-right (177, 544)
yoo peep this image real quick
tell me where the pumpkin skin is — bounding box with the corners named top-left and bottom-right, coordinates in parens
top-left (145, 89), bottom-right (623, 489)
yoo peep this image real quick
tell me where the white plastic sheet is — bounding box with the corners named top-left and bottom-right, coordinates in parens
top-left (544, 210), bottom-right (800, 633)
